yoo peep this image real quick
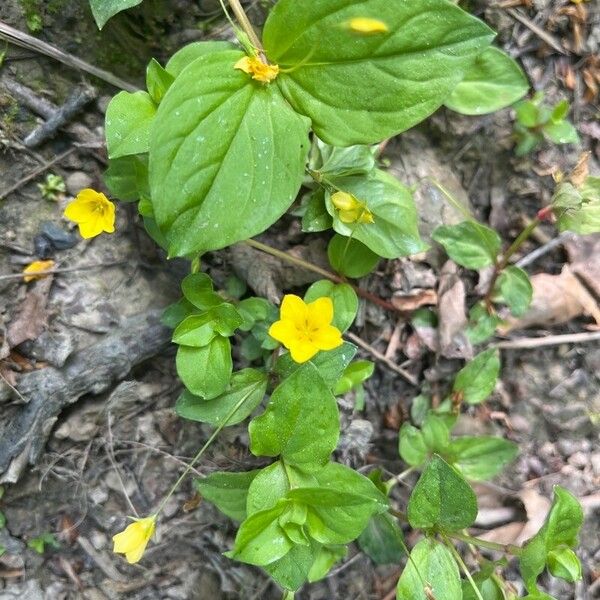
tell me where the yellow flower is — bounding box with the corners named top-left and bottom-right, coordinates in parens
top-left (269, 295), bottom-right (343, 363)
top-left (112, 515), bottom-right (156, 564)
top-left (22, 259), bottom-right (55, 282)
top-left (348, 17), bottom-right (389, 34)
top-left (331, 191), bottom-right (375, 224)
top-left (63, 189), bottom-right (115, 239)
top-left (234, 56), bottom-right (280, 83)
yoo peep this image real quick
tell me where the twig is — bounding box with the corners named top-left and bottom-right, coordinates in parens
top-left (515, 232), bottom-right (574, 268)
top-left (0, 261), bottom-right (128, 282)
top-left (0, 20), bottom-right (137, 91)
top-left (345, 331), bottom-right (418, 386)
top-left (494, 331), bottom-right (600, 350)
top-left (0, 148), bottom-right (76, 202)
top-left (1, 76), bottom-right (57, 117)
top-left (226, 0), bottom-right (265, 57)
top-left (505, 9), bottom-right (566, 55)
top-left (24, 85), bottom-right (97, 147)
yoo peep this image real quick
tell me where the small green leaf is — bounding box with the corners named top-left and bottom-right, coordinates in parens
top-left (27, 533), bottom-right (60, 555)
top-left (304, 280), bottom-right (358, 332)
top-left (556, 178), bottom-right (600, 235)
top-left (358, 512), bottom-right (404, 565)
top-left (274, 342), bottom-right (357, 389)
top-left (495, 266), bottom-right (533, 317)
top-left (176, 337), bottom-right (232, 399)
top-left (515, 100), bottom-right (540, 128)
top-left (176, 368), bottom-right (267, 426)
top-left (105, 91), bottom-right (156, 159)
top-left (246, 461), bottom-right (291, 515)
top-left (236, 297), bottom-right (273, 331)
top-left (334, 360), bottom-right (374, 395)
top-left (326, 170), bottom-right (426, 259)
top-left (421, 413), bottom-right (451, 453)
top-left (249, 363), bottom-right (339, 470)
top-left (210, 303), bottom-right (243, 336)
top-left (146, 58), bottom-right (174, 105)
top-left (432, 221), bottom-right (501, 270)
top-left (172, 313), bottom-right (218, 347)
top-left (399, 423), bottom-right (428, 467)
top-left (547, 546), bottom-right (582, 583)
top-left (550, 99), bottom-right (570, 122)
top-left (264, 543), bottom-right (316, 591)
top-left (328, 234), bottom-right (379, 278)
top-left (89, 0), bottom-right (143, 29)
top-left (543, 120), bottom-right (579, 145)
top-left (397, 538), bottom-right (461, 600)
top-left (301, 189), bottom-right (333, 233)
top-left (308, 544), bottom-right (347, 582)
top-left (181, 273), bottom-right (223, 310)
top-left (453, 349), bottom-right (500, 405)
top-left (467, 302), bottom-right (501, 344)
top-left (445, 47), bottom-right (528, 115)
top-left (196, 470), bottom-right (260, 521)
top-left (310, 137), bottom-right (376, 178)
top-left (165, 41), bottom-right (236, 77)
top-left (407, 455), bottom-right (477, 531)
top-left (103, 155), bottom-right (149, 202)
top-left (161, 298), bottom-right (197, 329)
top-left (446, 436), bottom-right (518, 481)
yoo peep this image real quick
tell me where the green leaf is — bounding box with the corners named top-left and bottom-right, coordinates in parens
top-left (249, 363), bottom-right (339, 470)
top-left (446, 436), bottom-right (518, 481)
top-left (176, 337), bottom-right (232, 399)
top-left (397, 538), bottom-right (461, 600)
top-left (326, 170), bottom-right (426, 258)
top-left (27, 533), bottom-right (60, 555)
top-left (453, 349), bottom-right (500, 405)
top-left (246, 461), bottom-right (291, 515)
top-left (263, 543), bottom-right (316, 591)
top-left (275, 342), bottom-right (357, 389)
top-left (334, 360), bottom-right (374, 395)
top-left (161, 298), bottom-right (197, 329)
top-left (547, 546), bottom-right (582, 583)
top-left (149, 48), bottom-right (311, 257)
top-left (181, 273), bottom-right (223, 310)
top-left (146, 58), bottom-right (174, 105)
top-left (172, 313), bottom-right (218, 347)
top-left (165, 41), bottom-right (236, 77)
top-left (227, 501), bottom-right (292, 566)
top-left (103, 155), bottom-right (149, 202)
top-left (237, 297), bottom-right (274, 331)
top-left (105, 91), bottom-right (156, 159)
top-left (309, 137), bottom-right (376, 178)
top-left (432, 221), bottom-right (501, 270)
top-left (308, 544), bottom-right (347, 582)
top-left (0, 511), bottom-right (5, 528)
top-left (556, 178), bottom-right (600, 235)
top-left (301, 188), bottom-right (333, 233)
top-left (399, 423), bottom-right (428, 467)
top-left (263, 0), bottom-right (494, 145)
top-left (543, 120), bottom-right (579, 145)
top-left (461, 569), bottom-right (505, 600)
top-left (358, 512), bottom-right (404, 565)
top-left (495, 266), bottom-right (533, 317)
top-left (407, 455), bottom-right (477, 531)
top-left (196, 469), bottom-right (260, 521)
top-left (328, 234), bottom-right (379, 278)
top-left (516, 100), bottom-right (540, 128)
top-left (288, 463), bottom-right (388, 545)
top-left (445, 47), bottom-right (528, 115)
top-left (176, 368), bottom-right (267, 426)
top-left (467, 302), bottom-right (501, 344)
top-left (89, 0), bottom-right (143, 29)
top-left (304, 280), bottom-right (358, 332)
top-left (551, 99), bottom-right (570, 122)
top-left (520, 486), bottom-right (584, 592)
top-left (421, 413), bottom-right (451, 453)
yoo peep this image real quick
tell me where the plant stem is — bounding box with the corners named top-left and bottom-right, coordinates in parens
top-left (448, 531), bottom-right (522, 556)
top-left (484, 217), bottom-right (540, 309)
top-left (443, 534), bottom-right (484, 600)
top-left (226, 0), bottom-right (265, 58)
top-left (154, 388), bottom-right (254, 516)
top-left (242, 239), bottom-right (400, 313)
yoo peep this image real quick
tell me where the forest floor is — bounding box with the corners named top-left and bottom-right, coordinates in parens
top-left (0, 1), bottom-right (598, 599)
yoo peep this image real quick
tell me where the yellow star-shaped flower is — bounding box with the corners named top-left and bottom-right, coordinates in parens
top-left (112, 515), bottom-right (156, 564)
top-left (234, 56), bottom-right (280, 84)
top-left (22, 259), bottom-right (55, 282)
top-left (269, 295), bottom-right (343, 363)
top-left (331, 191), bottom-right (375, 224)
top-left (63, 189), bottom-right (116, 239)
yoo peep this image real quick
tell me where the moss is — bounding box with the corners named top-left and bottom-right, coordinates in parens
top-left (17, 0), bottom-right (43, 32)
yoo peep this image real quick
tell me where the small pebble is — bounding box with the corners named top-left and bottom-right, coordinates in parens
top-left (65, 171), bottom-right (93, 196)
top-left (568, 451), bottom-right (588, 469)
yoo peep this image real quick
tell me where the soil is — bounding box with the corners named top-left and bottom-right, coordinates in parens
top-left (0, 1), bottom-right (599, 599)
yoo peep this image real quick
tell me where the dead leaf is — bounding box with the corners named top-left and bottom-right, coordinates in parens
top-left (6, 277), bottom-right (52, 348)
top-left (500, 265), bottom-right (600, 332)
top-left (565, 233), bottom-right (600, 297)
top-left (437, 261), bottom-right (473, 359)
top-left (392, 289), bottom-right (437, 311)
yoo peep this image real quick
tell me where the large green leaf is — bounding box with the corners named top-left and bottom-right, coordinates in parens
top-left (326, 170), bottom-right (426, 258)
top-left (445, 47), bottom-right (528, 115)
top-left (149, 48), bottom-right (310, 256)
top-left (397, 538), bottom-right (461, 600)
top-left (249, 363), bottom-right (339, 470)
top-left (89, 0), bottom-right (143, 29)
top-left (407, 455), bottom-right (477, 531)
top-left (263, 0), bottom-right (494, 145)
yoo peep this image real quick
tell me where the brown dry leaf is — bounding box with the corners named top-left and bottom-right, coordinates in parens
top-left (500, 265), bottom-right (600, 332)
top-left (391, 289), bottom-right (437, 311)
top-left (565, 233), bottom-right (600, 297)
top-left (6, 277), bottom-right (53, 348)
top-left (437, 261), bottom-right (473, 358)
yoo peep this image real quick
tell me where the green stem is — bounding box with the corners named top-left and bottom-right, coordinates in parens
top-left (443, 534), bottom-right (484, 600)
top-left (226, 0), bottom-right (265, 57)
top-left (154, 388), bottom-right (254, 516)
top-left (448, 531), bottom-right (522, 556)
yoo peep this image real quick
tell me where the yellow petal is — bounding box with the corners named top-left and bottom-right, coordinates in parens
top-left (22, 260), bottom-right (55, 282)
top-left (234, 56), bottom-right (252, 74)
top-left (78, 217), bottom-right (104, 239)
top-left (113, 517), bottom-right (155, 563)
top-left (280, 295), bottom-right (308, 329)
top-left (268, 319), bottom-right (298, 346)
top-left (338, 208), bottom-right (361, 223)
top-left (125, 543), bottom-right (148, 564)
top-left (331, 191), bottom-right (357, 212)
top-left (288, 341), bottom-right (319, 363)
top-left (312, 325), bottom-right (343, 351)
top-left (348, 17), bottom-right (389, 34)
top-left (306, 297), bottom-right (334, 329)
top-left (100, 200), bottom-right (116, 233)
top-left (63, 198), bottom-right (97, 222)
